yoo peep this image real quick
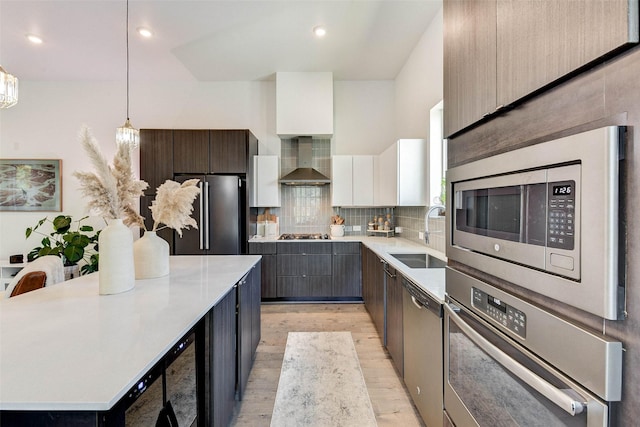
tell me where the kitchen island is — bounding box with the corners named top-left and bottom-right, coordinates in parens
top-left (0, 255), bottom-right (261, 426)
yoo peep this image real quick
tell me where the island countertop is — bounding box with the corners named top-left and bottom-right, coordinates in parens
top-left (0, 255), bottom-right (260, 411)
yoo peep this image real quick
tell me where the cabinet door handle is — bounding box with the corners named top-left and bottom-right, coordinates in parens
top-left (198, 181), bottom-right (204, 250)
top-left (204, 181), bottom-right (210, 251)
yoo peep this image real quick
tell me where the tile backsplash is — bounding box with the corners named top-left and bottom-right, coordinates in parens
top-left (394, 206), bottom-right (446, 253)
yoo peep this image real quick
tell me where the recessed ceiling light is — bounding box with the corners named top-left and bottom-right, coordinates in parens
top-left (26, 34), bottom-right (43, 44)
top-left (313, 26), bottom-right (327, 38)
top-left (137, 27), bottom-right (153, 38)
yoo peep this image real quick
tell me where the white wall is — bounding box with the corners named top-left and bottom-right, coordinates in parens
top-left (332, 80), bottom-right (395, 155)
top-left (394, 6), bottom-right (443, 140)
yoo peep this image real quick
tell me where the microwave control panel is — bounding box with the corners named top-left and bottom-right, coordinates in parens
top-left (472, 287), bottom-right (526, 339)
top-left (547, 180), bottom-right (575, 250)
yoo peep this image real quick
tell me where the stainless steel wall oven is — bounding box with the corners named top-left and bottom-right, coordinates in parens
top-left (444, 268), bottom-right (623, 427)
top-left (446, 126), bottom-right (626, 320)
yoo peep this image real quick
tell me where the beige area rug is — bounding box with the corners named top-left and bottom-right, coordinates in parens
top-left (270, 332), bottom-right (378, 427)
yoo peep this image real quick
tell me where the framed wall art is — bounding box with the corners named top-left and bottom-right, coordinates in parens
top-left (0, 159), bottom-right (62, 211)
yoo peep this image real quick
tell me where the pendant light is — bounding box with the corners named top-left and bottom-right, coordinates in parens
top-left (116, 0), bottom-right (139, 148)
top-left (0, 65), bottom-right (19, 109)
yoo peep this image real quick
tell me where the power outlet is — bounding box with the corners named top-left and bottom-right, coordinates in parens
top-left (353, 225), bottom-right (362, 232)
top-left (395, 226), bottom-right (403, 233)
top-left (418, 231), bottom-right (424, 240)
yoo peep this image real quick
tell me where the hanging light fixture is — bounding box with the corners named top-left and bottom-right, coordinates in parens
top-left (116, 0), bottom-right (139, 148)
top-left (0, 65), bottom-right (19, 109)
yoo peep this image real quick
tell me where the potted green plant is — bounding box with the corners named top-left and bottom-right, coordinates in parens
top-left (26, 215), bottom-right (100, 278)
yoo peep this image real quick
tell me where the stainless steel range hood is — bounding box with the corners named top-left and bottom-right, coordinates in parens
top-left (279, 137), bottom-right (331, 185)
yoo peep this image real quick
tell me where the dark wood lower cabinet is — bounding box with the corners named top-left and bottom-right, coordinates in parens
top-left (237, 262), bottom-right (261, 401)
top-left (363, 246), bottom-right (385, 342)
top-left (248, 242), bottom-right (276, 298)
top-left (209, 286), bottom-right (237, 427)
top-left (386, 266), bottom-right (403, 376)
top-left (332, 242), bottom-right (362, 297)
top-left (251, 241), bottom-right (362, 300)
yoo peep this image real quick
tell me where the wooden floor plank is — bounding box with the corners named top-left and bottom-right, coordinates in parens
top-left (230, 303), bottom-right (425, 427)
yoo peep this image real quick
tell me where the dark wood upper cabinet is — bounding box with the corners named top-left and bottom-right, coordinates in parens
top-left (140, 129), bottom-right (174, 195)
top-left (496, 0), bottom-right (639, 107)
top-left (211, 130), bottom-right (245, 174)
top-left (173, 130), bottom-right (210, 174)
top-left (444, 0), bottom-right (639, 138)
top-left (443, 0), bottom-right (497, 138)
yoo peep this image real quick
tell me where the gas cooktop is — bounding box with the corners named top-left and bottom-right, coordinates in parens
top-left (278, 233), bottom-right (330, 240)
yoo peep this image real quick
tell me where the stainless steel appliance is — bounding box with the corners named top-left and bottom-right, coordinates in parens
top-left (174, 175), bottom-right (246, 255)
top-left (446, 126), bottom-right (626, 320)
top-left (402, 277), bottom-right (443, 427)
top-left (444, 268), bottom-right (623, 427)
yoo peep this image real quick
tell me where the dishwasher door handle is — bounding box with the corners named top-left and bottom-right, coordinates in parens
top-left (445, 303), bottom-right (587, 416)
top-left (411, 295), bottom-right (423, 310)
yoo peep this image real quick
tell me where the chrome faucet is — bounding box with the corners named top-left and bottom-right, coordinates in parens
top-left (424, 205), bottom-right (445, 244)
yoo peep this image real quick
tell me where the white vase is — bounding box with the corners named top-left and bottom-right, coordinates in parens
top-left (98, 218), bottom-right (135, 295)
top-left (330, 224), bottom-right (345, 237)
top-left (133, 231), bottom-right (170, 279)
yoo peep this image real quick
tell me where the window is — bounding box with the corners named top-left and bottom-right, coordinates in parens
top-left (429, 100), bottom-right (447, 205)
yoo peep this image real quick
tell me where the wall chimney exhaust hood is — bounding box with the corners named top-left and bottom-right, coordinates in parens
top-left (280, 137), bottom-right (331, 186)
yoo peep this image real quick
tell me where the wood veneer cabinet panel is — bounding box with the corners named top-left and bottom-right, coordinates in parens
top-left (173, 130), bottom-right (210, 174)
top-left (497, 0), bottom-right (638, 106)
top-left (332, 243), bottom-right (362, 298)
top-left (140, 129), bottom-right (173, 195)
top-left (386, 267), bottom-right (403, 376)
top-left (443, 0), bottom-right (497, 138)
top-left (210, 288), bottom-right (236, 427)
top-left (210, 130), bottom-right (248, 174)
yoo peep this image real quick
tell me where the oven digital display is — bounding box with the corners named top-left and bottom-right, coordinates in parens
top-left (487, 296), bottom-right (507, 313)
top-left (552, 184), bottom-right (572, 196)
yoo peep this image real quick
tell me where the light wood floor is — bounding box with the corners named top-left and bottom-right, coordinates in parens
top-left (230, 303), bottom-right (425, 427)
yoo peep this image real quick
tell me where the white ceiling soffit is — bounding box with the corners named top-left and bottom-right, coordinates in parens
top-left (0, 0), bottom-right (441, 82)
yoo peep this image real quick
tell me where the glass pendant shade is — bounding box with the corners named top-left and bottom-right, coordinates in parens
top-left (116, 118), bottom-right (140, 148)
top-left (116, 0), bottom-right (138, 149)
top-left (0, 65), bottom-right (19, 109)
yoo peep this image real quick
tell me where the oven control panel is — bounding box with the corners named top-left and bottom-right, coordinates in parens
top-left (547, 180), bottom-right (575, 250)
top-left (472, 287), bottom-right (526, 339)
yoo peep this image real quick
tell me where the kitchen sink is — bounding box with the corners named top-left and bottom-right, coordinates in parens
top-left (389, 253), bottom-right (447, 269)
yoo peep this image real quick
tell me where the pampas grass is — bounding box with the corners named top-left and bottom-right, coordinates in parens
top-left (73, 126), bottom-right (148, 227)
top-left (149, 179), bottom-right (201, 237)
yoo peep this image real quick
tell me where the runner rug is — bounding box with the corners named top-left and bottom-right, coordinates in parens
top-left (270, 331), bottom-right (377, 427)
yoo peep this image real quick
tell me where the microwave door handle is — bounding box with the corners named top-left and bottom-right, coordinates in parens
top-left (444, 304), bottom-right (587, 416)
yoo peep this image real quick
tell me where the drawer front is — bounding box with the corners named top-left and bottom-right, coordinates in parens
top-left (332, 242), bottom-right (361, 254)
top-left (249, 242), bottom-right (277, 255)
top-left (277, 242), bottom-right (332, 254)
top-left (277, 276), bottom-right (333, 297)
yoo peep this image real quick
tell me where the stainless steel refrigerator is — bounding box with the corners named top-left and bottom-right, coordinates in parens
top-left (173, 175), bottom-right (246, 255)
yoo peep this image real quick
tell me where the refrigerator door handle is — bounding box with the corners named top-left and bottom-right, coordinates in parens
top-left (204, 181), bottom-right (210, 250)
top-left (199, 181), bottom-right (204, 250)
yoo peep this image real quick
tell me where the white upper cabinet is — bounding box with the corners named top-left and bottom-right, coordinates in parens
top-left (376, 139), bottom-right (427, 207)
top-left (250, 156), bottom-right (280, 207)
top-left (276, 72), bottom-right (334, 138)
top-left (331, 155), bottom-right (374, 206)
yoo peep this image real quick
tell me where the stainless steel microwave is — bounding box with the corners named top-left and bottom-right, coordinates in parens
top-left (446, 126), bottom-right (625, 320)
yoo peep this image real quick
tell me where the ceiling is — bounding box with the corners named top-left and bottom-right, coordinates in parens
top-left (0, 0), bottom-right (442, 83)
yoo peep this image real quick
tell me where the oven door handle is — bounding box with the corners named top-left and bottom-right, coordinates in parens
top-left (445, 304), bottom-right (587, 416)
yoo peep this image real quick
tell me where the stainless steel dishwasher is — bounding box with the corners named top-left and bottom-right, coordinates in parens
top-left (403, 277), bottom-right (443, 427)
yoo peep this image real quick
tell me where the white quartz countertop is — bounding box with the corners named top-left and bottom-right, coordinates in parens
top-left (0, 255), bottom-right (260, 411)
top-left (250, 235), bottom-right (446, 302)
